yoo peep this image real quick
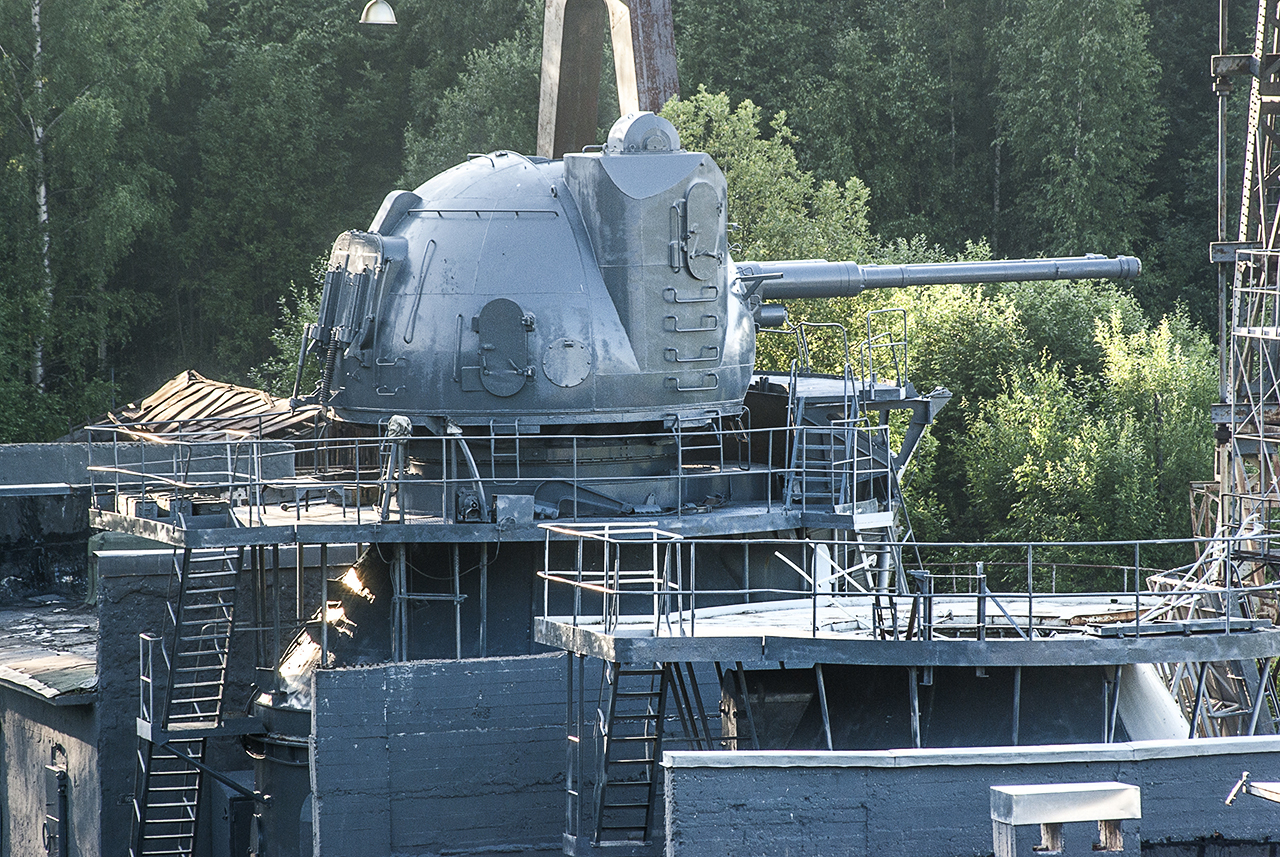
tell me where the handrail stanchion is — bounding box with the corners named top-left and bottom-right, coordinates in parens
top-left (675, 424), bottom-right (684, 517)
top-left (1134, 542), bottom-right (1141, 636)
top-left (440, 435), bottom-right (448, 523)
top-left (320, 553), bottom-right (329, 668)
top-left (767, 429), bottom-right (773, 511)
top-left (652, 532), bottom-right (661, 634)
top-left (924, 571), bottom-right (933, 641)
top-left (811, 542), bottom-right (818, 638)
top-left (689, 542), bottom-right (696, 637)
top-left (976, 561), bottom-right (987, 642)
top-left (1225, 537), bottom-right (1234, 635)
top-left (355, 438), bottom-right (362, 525)
top-left (1226, 531), bottom-right (1235, 632)
top-left (1026, 544), bottom-right (1034, 639)
top-left (574, 533), bottom-right (583, 627)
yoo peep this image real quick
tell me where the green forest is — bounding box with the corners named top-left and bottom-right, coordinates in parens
top-left (0, 0), bottom-right (1252, 550)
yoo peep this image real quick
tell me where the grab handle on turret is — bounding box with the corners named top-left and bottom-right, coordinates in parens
top-left (738, 254), bottom-right (1141, 300)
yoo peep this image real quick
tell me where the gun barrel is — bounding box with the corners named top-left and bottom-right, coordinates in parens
top-left (740, 254), bottom-right (1141, 300)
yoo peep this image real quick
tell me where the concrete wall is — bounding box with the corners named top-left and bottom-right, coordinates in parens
top-left (0, 689), bottom-right (98, 857)
top-left (0, 445), bottom-right (96, 599)
top-left (0, 489), bottom-right (91, 600)
top-left (0, 440), bottom-right (295, 600)
top-left (312, 652), bottom-right (568, 857)
top-left (662, 738), bottom-right (1280, 857)
top-left (0, 444), bottom-right (92, 486)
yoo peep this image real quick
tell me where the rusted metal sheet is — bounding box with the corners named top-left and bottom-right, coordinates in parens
top-left (101, 371), bottom-right (321, 440)
top-left (607, 0), bottom-right (678, 115)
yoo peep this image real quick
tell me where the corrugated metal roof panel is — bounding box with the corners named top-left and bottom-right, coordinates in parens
top-left (99, 371), bottom-right (322, 440)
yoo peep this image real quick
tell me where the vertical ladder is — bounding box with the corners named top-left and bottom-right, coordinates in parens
top-left (594, 663), bottom-right (669, 844)
top-left (488, 418), bottom-right (522, 479)
top-left (132, 548), bottom-right (241, 857)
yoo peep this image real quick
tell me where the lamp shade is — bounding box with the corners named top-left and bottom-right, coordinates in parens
top-left (359, 0), bottom-right (397, 24)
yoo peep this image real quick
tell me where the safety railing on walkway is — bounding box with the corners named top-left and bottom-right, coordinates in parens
top-left (84, 417), bottom-right (894, 529)
top-left (537, 526), bottom-right (1280, 642)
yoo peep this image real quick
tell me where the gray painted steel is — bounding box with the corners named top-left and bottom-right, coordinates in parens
top-left (308, 112), bottom-right (1140, 432)
top-left (745, 255), bottom-right (1142, 299)
top-left (311, 113), bottom-right (752, 428)
top-left (87, 502), bottom-right (821, 548)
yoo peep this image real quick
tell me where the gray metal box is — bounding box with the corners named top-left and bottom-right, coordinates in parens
top-left (494, 494), bottom-right (535, 527)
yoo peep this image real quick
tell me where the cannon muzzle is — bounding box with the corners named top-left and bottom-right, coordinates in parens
top-left (738, 254), bottom-right (1141, 300)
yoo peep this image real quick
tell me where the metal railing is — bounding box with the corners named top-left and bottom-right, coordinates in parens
top-left (537, 527), bottom-right (1280, 642)
top-left (85, 417), bottom-right (895, 529)
top-left (787, 421), bottom-right (892, 513)
top-left (139, 632), bottom-right (162, 726)
top-left (861, 307), bottom-right (909, 390)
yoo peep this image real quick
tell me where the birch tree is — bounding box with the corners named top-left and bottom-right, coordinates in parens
top-left (0, 0), bottom-right (204, 435)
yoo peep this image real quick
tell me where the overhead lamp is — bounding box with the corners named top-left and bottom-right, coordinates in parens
top-left (359, 0), bottom-right (397, 24)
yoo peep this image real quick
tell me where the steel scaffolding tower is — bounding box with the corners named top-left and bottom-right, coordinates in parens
top-left (1157, 0), bottom-right (1280, 737)
top-left (1218, 1), bottom-right (1280, 535)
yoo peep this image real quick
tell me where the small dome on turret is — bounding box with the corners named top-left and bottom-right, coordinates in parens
top-left (605, 112), bottom-right (681, 154)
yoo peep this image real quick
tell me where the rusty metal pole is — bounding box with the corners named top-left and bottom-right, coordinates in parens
top-left (538, 0), bottom-right (679, 159)
top-left (605, 0), bottom-right (678, 116)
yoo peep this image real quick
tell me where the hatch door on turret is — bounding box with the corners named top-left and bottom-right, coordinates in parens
top-left (460, 298), bottom-right (535, 396)
top-left (681, 181), bottom-right (725, 280)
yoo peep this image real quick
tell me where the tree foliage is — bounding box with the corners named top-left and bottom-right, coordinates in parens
top-left (995, 0), bottom-right (1165, 255)
top-left (0, 0), bottom-right (205, 436)
top-left (401, 4), bottom-right (542, 184)
top-left (659, 92), bottom-right (1214, 557)
top-left (674, 0), bottom-right (1220, 328)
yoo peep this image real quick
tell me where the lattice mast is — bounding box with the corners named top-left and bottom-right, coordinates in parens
top-left (1153, 0), bottom-right (1280, 738)
top-left (1221, 1), bottom-right (1280, 538)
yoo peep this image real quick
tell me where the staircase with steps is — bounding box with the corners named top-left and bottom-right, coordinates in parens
top-left (131, 548), bottom-right (241, 857)
top-left (487, 418), bottom-right (524, 478)
top-left (785, 397), bottom-right (855, 511)
top-left (571, 662), bottom-right (719, 853)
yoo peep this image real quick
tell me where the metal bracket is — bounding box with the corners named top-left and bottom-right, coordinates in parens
top-left (1212, 54), bottom-right (1280, 78)
top-left (1210, 241), bottom-right (1262, 263)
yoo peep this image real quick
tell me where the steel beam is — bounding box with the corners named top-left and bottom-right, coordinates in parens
top-left (535, 618), bottom-right (1280, 667)
top-left (605, 0), bottom-right (678, 116)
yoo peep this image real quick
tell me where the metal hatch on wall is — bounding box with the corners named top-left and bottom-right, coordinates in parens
top-left (459, 298), bottom-right (535, 397)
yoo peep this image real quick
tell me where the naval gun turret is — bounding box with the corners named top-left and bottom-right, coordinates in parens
top-left (301, 111), bottom-right (1138, 431)
top-left (296, 111), bottom-right (1138, 519)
